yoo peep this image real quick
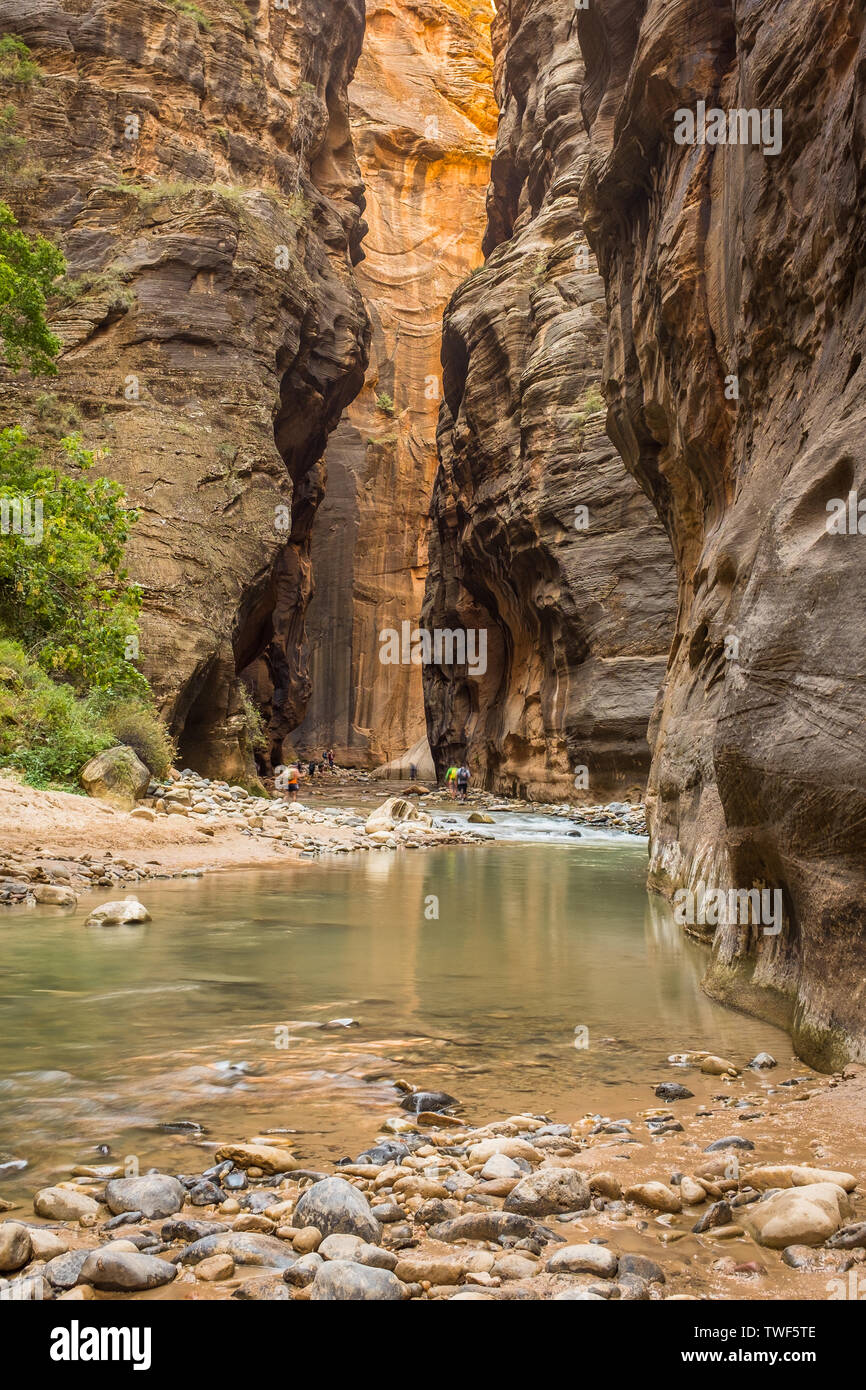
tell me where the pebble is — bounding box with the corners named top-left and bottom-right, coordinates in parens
top-left (624, 1182), bottom-right (682, 1214)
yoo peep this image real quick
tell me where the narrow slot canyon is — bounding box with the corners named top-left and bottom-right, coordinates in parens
top-left (0, 0), bottom-right (865, 1322)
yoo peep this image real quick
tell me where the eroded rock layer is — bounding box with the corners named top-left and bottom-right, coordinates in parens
top-left (423, 0), bottom-right (675, 801)
top-left (292, 0), bottom-right (496, 769)
top-left (579, 0), bottom-right (866, 1064)
top-left (0, 0), bottom-right (370, 778)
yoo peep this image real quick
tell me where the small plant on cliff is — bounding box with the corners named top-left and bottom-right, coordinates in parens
top-left (0, 104), bottom-right (24, 167)
top-left (32, 393), bottom-right (82, 437)
top-left (570, 384), bottom-right (606, 429)
top-left (54, 267), bottom-right (135, 313)
top-left (0, 200), bottom-right (63, 375)
top-left (580, 385), bottom-right (605, 415)
top-left (165, 0), bottom-right (213, 32)
top-left (0, 427), bottom-right (146, 695)
top-left (0, 36), bottom-right (41, 87)
top-left (376, 391), bottom-right (395, 416)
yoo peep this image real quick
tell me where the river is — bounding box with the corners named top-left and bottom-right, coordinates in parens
top-left (0, 819), bottom-right (791, 1201)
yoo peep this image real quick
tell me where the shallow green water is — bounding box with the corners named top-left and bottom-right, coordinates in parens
top-left (0, 841), bottom-right (792, 1198)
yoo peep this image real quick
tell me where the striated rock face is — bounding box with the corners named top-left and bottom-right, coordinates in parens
top-left (423, 0), bottom-right (675, 801)
top-left (579, 0), bottom-right (866, 1064)
top-left (0, 0), bottom-right (370, 778)
top-left (291, 0), bottom-right (496, 768)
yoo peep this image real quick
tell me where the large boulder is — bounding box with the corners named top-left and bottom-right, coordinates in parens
top-left (504, 1168), bottom-right (590, 1217)
top-left (80, 745), bottom-right (150, 808)
top-left (105, 1175), bottom-right (185, 1220)
top-left (293, 1177), bottom-right (382, 1244)
top-left (365, 797), bottom-right (432, 835)
top-left (33, 1187), bottom-right (100, 1221)
top-left (85, 895), bottom-right (150, 927)
top-left (370, 736), bottom-right (436, 783)
top-left (741, 1183), bottom-right (851, 1249)
top-left (80, 1248), bottom-right (177, 1291)
top-left (0, 1222), bottom-right (32, 1272)
top-left (309, 1260), bottom-right (405, 1301)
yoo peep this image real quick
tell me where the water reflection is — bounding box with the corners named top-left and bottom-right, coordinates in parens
top-left (0, 843), bottom-right (791, 1198)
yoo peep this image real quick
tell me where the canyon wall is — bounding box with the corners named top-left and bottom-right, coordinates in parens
top-left (579, 0), bottom-right (866, 1064)
top-left (422, 0), bottom-right (676, 801)
top-left (291, 0), bottom-right (496, 770)
top-left (0, 0), bottom-right (370, 778)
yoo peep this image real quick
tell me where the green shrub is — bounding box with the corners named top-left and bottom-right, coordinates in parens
top-left (0, 639), bottom-right (112, 788)
top-left (0, 200), bottom-right (64, 375)
top-left (376, 391), bottom-right (395, 416)
top-left (98, 696), bottom-right (176, 778)
top-left (0, 427), bottom-right (146, 694)
top-left (236, 682), bottom-right (267, 752)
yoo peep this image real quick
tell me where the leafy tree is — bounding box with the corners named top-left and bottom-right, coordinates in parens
top-left (0, 200), bottom-right (64, 374)
top-left (0, 427), bottom-right (146, 693)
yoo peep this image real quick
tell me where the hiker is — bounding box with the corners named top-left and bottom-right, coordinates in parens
top-left (287, 765), bottom-right (300, 801)
top-left (307, 759), bottom-right (316, 779)
top-left (457, 762), bottom-right (470, 800)
top-left (445, 763), bottom-right (458, 798)
top-left (327, 748), bottom-right (334, 771)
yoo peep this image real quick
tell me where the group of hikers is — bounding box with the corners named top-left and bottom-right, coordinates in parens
top-left (445, 761), bottom-right (471, 800)
top-left (283, 749), bottom-right (335, 800)
top-left (278, 750), bottom-right (472, 802)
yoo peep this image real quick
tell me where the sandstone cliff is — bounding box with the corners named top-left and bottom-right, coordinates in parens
top-left (291, 0), bottom-right (496, 769)
top-left (423, 0), bottom-right (675, 801)
top-left (579, 0), bottom-right (866, 1064)
top-left (0, 0), bottom-right (370, 778)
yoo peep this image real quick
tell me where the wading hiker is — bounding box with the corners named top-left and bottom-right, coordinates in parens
top-left (287, 765), bottom-right (300, 801)
top-left (457, 762), bottom-right (470, 801)
top-left (445, 763), bottom-right (458, 798)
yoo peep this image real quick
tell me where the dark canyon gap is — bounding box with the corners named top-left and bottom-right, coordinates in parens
top-left (422, 0), bottom-right (676, 803)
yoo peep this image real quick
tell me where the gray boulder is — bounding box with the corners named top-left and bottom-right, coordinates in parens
top-left (310, 1260), bottom-right (405, 1301)
top-left (80, 1249), bottom-right (177, 1291)
top-left (105, 1175), bottom-right (184, 1220)
top-left (504, 1168), bottom-right (590, 1217)
top-left (293, 1177), bottom-right (381, 1244)
top-left (80, 745), bottom-right (150, 808)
